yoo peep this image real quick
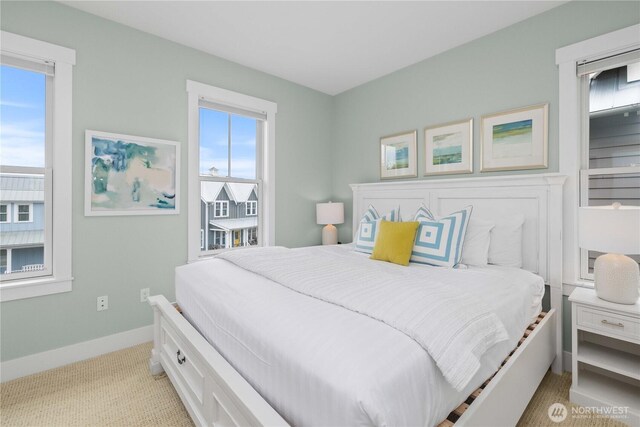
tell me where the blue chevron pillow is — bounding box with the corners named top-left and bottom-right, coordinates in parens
top-left (354, 205), bottom-right (401, 254)
top-left (410, 205), bottom-right (473, 267)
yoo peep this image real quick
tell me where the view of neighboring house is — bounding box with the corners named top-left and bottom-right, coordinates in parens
top-left (0, 174), bottom-right (45, 274)
top-left (200, 181), bottom-right (258, 250)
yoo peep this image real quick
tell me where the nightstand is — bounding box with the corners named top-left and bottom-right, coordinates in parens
top-left (569, 287), bottom-right (640, 425)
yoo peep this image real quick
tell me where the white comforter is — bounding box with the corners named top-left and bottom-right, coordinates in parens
top-left (218, 246), bottom-right (508, 392)
top-left (176, 245), bottom-right (544, 427)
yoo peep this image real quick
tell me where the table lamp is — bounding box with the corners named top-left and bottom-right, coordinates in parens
top-left (579, 203), bottom-right (640, 304)
top-left (316, 202), bottom-right (344, 245)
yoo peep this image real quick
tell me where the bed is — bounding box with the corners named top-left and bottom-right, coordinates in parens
top-left (148, 173), bottom-right (566, 427)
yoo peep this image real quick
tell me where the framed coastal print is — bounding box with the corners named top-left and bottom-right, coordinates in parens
top-left (481, 104), bottom-right (548, 172)
top-left (380, 130), bottom-right (417, 179)
top-left (424, 119), bottom-right (473, 176)
top-left (85, 130), bottom-right (180, 216)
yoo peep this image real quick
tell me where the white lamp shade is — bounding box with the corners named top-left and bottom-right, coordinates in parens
top-left (579, 205), bottom-right (640, 254)
top-left (316, 202), bottom-right (344, 225)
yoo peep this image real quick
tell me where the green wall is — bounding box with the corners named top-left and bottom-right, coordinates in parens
top-left (330, 1), bottom-right (639, 356)
top-left (1, 1), bottom-right (637, 362)
top-left (0, 1), bottom-right (333, 361)
top-left (332, 0), bottom-right (640, 242)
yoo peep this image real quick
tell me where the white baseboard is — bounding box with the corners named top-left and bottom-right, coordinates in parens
top-left (1, 324), bottom-right (153, 383)
top-left (564, 350), bottom-right (572, 372)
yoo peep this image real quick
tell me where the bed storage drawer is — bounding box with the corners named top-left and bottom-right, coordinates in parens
top-left (160, 318), bottom-right (206, 422)
top-left (576, 305), bottom-right (640, 342)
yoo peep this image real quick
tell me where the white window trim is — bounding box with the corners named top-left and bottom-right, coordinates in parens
top-left (556, 23), bottom-right (640, 293)
top-left (0, 203), bottom-right (10, 223)
top-left (187, 80), bottom-right (277, 262)
top-left (246, 200), bottom-right (257, 216)
top-left (0, 31), bottom-right (75, 302)
top-left (214, 200), bottom-right (229, 218)
top-left (14, 203), bottom-right (33, 223)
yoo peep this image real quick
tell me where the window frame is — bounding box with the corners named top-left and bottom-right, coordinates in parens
top-left (556, 24), bottom-right (640, 293)
top-left (214, 200), bottom-right (229, 218)
top-left (0, 204), bottom-right (10, 223)
top-left (14, 203), bottom-right (33, 223)
top-left (187, 80), bottom-right (277, 262)
top-left (246, 200), bottom-right (257, 216)
top-left (0, 31), bottom-right (75, 302)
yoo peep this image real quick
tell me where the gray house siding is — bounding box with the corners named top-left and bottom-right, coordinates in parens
top-left (209, 187), bottom-right (233, 219)
top-left (11, 247), bottom-right (44, 272)
top-left (0, 202), bottom-right (45, 233)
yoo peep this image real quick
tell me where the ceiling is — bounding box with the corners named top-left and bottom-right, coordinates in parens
top-left (61, 1), bottom-right (566, 95)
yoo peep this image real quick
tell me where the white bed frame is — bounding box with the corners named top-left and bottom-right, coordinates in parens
top-left (149, 172), bottom-right (566, 427)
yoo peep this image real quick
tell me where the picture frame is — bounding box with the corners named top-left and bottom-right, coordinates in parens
top-left (380, 130), bottom-right (417, 179)
top-left (481, 103), bottom-right (548, 172)
top-left (424, 118), bottom-right (473, 176)
top-left (85, 130), bottom-right (180, 216)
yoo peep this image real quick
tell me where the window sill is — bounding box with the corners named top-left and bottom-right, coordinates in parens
top-left (0, 276), bottom-right (73, 302)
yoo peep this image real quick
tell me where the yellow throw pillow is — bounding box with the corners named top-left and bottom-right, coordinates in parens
top-left (370, 220), bottom-right (419, 266)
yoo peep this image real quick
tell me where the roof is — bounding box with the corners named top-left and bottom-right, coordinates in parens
top-left (0, 230), bottom-right (45, 247)
top-left (0, 174), bottom-right (45, 202)
top-left (225, 183), bottom-right (256, 203)
top-left (209, 217), bottom-right (258, 231)
top-left (200, 181), bottom-right (225, 203)
top-left (201, 181), bottom-right (257, 204)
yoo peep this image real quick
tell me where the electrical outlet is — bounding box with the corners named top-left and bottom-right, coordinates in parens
top-left (97, 295), bottom-right (108, 311)
top-left (140, 288), bottom-right (150, 303)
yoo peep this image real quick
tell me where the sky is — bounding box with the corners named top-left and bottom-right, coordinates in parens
top-left (1, 64), bottom-right (257, 179)
top-left (199, 108), bottom-right (257, 180)
top-left (0, 65), bottom-right (46, 168)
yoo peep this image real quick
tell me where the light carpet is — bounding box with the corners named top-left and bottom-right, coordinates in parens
top-left (0, 342), bottom-right (628, 426)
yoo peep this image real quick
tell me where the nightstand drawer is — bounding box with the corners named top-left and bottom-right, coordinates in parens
top-left (576, 305), bottom-right (640, 343)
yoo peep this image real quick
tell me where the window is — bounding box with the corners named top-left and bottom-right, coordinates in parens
top-left (0, 31), bottom-right (74, 302)
top-left (0, 204), bottom-right (9, 223)
top-left (247, 228), bottom-right (257, 245)
top-left (200, 229), bottom-right (205, 249)
top-left (578, 53), bottom-right (640, 280)
top-left (246, 201), bottom-right (257, 216)
top-left (187, 80), bottom-right (276, 261)
top-left (0, 249), bottom-right (7, 274)
top-left (214, 201), bottom-right (229, 218)
top-left (557, 24), bottom-right (640, 289)
top-left (211, 230), bottom-right (226, 249)
top-left (15, 204), bottom-right (33, 223)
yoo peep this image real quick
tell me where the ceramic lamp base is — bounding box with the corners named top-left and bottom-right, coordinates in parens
top-left (322, 224), bottom-right (338, 245)
top-left (594, 253), bottom-right (640, 305)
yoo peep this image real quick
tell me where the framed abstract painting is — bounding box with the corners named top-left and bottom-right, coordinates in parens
top-left (85, 130), bottom-right (180, 216)
top-left (380, 130), bottom-right (417, 179)
top-left (481, 104), bottom-right (548, 172)
top-left (424, 119), bottom-right (473, 176)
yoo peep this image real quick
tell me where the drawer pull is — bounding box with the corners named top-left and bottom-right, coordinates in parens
top-left (601, 320), bottom-right (624, 328)
top-left (176, 349), bottom-right (186, 365)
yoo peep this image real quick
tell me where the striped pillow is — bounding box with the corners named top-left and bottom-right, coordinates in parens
top-left (413, 204), bottom-right (434, 221)
top-left (354, 205), bottom-right (401, 254)
top-left (410, 205), bottom-right (473, 267)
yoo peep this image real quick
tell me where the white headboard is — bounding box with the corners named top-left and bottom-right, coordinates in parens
top-left (350, 173), bottom-right (567, 287)
top-left (350, 173), bottom-right (566, 373)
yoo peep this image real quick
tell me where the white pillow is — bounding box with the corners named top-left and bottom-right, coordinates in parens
top-left (461, 217), bottom-right (495, 267)
top-left (488, 214), bottom-right (525, 268)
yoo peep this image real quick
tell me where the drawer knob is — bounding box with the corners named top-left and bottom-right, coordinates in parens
top-left (176, 349), bottom-right (186, 365)
top-left (601, 319), bottom-right (624, 328)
